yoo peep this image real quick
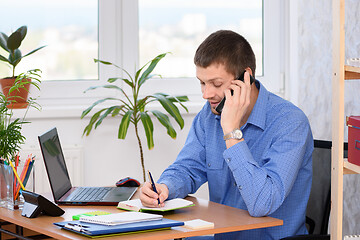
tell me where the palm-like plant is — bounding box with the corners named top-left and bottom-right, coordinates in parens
top-left (81, 53), bottom-right (189, 181)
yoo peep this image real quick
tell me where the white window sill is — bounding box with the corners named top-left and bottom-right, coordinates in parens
top-left (11, 100), bottom-right (205, 120)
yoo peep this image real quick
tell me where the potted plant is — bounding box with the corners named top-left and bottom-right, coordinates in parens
top-left (0, 69), bottom-right (41, 161)
top-left (81, 53), bottom-right (189, 182)
top-left (0, 69), bottom-right (41, 209)
top-left (0, 26), bottom-right (45, 108)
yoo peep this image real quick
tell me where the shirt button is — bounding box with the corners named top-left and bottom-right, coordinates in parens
top-left (208, 163), bottom-right (211, 167)
top-left (238, 185), bottom-right (243, 190)
top-left (226, 158), bottom-right (231, 163)
top-left (234, 182), bottom-right (237, 187)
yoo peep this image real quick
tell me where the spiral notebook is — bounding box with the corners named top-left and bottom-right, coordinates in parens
top-left (79, 212), bottom-right (163, 226)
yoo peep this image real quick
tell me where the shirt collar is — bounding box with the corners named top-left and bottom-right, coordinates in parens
top-left (246, 80), bottom-right (267, 130)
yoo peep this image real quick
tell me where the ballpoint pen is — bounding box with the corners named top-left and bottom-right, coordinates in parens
top-left (147, 170), bottom-right (161, 207)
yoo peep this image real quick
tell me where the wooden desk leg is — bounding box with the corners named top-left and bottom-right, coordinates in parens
top-left (16, 225), bottom-right (24, 237)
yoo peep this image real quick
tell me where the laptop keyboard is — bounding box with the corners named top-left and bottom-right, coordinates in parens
top-left (69, 187), bottom-right (112, 202)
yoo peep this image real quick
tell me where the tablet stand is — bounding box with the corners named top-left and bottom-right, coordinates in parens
top-left (21, 190), bottom-right (64, 218)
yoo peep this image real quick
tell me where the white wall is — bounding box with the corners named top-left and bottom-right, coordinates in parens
top-left (16, 105), bottom-right (210, 197)
top-left (296, 0), bottom-right (360, 236)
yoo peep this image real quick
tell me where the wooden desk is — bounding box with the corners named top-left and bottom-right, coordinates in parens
top-left (0, 196), bottom-right (282, 239)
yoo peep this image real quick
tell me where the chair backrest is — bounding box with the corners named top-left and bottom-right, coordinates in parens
top-left (306, 140), bottom-right (348, 235)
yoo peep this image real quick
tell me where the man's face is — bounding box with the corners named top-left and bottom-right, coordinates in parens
top-left (196, 63), bottom-right (235, 115)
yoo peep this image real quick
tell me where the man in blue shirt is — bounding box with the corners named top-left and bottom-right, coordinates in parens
top-left (140, 30), bottom-right (313, 239)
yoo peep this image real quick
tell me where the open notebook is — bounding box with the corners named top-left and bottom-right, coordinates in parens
top-left (117, 198), bottom-right (194, 212)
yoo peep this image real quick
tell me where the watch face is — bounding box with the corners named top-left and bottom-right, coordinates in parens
top-left (233, 129), bottom-right (243, 139)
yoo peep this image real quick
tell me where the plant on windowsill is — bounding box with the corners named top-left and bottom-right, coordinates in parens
top-left (0, 26), bottom-right (46, 109)
top-left (81, 53), bottom-right (189, 182)
top-left (0, 69), bottom-right (42, 163)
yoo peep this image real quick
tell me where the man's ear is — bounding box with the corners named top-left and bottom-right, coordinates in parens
top-left (245, 67), bottom-right (253, 77)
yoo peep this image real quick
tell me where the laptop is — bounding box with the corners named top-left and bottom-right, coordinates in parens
top-left (38, 127), bottom-right (137, 206)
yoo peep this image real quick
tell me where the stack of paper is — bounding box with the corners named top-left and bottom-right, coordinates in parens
top-left (79, 212), bottom-right (163, 226)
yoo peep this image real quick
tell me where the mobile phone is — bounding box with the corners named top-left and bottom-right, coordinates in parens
top-left (215, 70), bottom-right (255, 114)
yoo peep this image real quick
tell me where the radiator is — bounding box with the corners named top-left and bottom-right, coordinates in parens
top-left (344, 236), bottom-right (360, 240)
top-left (19, 144), bottom-right (84, 194)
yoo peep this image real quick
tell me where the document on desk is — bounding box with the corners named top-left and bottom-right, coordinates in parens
top-left (54, 219), bottom-right (184, 237)
top-left (79, 212), bottom-right (163, 226)
top-left (117, 198), bottom-right (195, 212)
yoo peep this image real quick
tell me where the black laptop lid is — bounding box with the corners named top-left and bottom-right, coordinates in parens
top-left (38, 127), bottom-right (72, 201)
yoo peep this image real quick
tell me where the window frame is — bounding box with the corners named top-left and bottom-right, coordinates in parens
top-left (30, 0), bottom-right (285, 113)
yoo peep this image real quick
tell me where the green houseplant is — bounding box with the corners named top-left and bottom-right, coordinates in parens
top-left (0, 69), bottom-right (41, 162)
top-left (81, 53), bottom-right (189, 182)
top-left (0, 26), bottom-right (45, 108)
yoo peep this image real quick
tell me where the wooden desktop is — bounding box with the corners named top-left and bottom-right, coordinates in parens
top-left (0, 195), bottom-right (282, 240)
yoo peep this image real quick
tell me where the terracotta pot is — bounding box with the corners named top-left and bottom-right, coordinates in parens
top-left (0, 77), bottom-right (31, 109)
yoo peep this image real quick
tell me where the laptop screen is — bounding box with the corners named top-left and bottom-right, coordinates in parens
top-left (38, 128), bottom-right (72, 201)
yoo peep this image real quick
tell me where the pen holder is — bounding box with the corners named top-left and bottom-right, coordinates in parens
top-left (0, 161), bottom-right (35, 210)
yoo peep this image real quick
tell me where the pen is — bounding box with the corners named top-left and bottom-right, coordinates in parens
top-left (147, 170), bottom-right (161, 206)
top-left (8, 160), bottom-right (26, 191)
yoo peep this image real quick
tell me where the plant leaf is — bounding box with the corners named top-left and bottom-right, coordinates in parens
top-left (151, 93), bottom-right (184, 129)
top-left (9, 49), bottom-right (22, 66)
top-left (81, 97), bottom-right (119, 118)
top-left (140, 112), bottom-right (154, 149)
top-left (111, 105), bottom-right (124, 117)
top-left (151, 110), bottom-right (176, 139)
top-left (82, 109), bottom-right (107, 136)
top-left (95, 106), bottom-right (119, 129)
top-left (85, 84), bottom-right (124, 93)
top-left (0, 33), bottom-right (9, 52)
top-left (167, 95), bottom-right (189, 102)
top-left (118, 110), bottom-right (133, 139)
top-left (138, 53), bottom-right (167, 87)
top-left (16, 26), bottom-right (27, 41)
top-left (22, 45), bottom-right (46, 58)
top-left (0, 54), bottom-right (10, 63)
top-left (7, 31), bottom-right (22, 50)
top-left (108, 77), bottom-right (134, 88)
top-left (94, 59), bottom-right (113, 65)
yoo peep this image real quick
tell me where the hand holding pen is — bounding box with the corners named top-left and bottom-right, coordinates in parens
top-left (147, 170), bottom-right (161, 207)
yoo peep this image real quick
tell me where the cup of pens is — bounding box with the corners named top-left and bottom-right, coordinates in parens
top-left (0, 156), bottom-right (35, 210)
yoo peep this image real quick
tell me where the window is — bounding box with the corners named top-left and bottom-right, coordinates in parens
top-left (139, 0), bottom-right (263, 78)
top-left (1, 1), bottom-right (284, 110)
top-left (0, 0), bottom-right (98, 81)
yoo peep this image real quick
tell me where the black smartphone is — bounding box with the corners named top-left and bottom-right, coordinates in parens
top-left (215, 70), bottom-right (255, 114)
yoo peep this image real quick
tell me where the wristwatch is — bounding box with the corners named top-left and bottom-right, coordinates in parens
top-left (223, 128), bottom-right (243, 141)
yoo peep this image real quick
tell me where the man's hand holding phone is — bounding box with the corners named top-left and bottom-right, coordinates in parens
top-left (220, 70), bottom-right (253, 136)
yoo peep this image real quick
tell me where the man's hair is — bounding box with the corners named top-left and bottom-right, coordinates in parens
top-left (194, 30), bottom-right (256, 77)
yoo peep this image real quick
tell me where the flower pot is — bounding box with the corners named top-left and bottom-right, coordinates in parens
top-left (0, 77), bottom-right (31, 109)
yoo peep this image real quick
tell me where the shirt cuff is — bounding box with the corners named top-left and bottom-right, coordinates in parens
top-left (157, 179), bottom-right (178, 200)
top-left (223, 140), bottom-right (259, 171)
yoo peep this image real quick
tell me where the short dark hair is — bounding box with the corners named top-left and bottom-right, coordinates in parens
top-left (194, 30), bottom-right (256, 77)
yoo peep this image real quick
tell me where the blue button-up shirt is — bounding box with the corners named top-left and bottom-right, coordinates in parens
top-left (159, 81), bottom-right (313, 239)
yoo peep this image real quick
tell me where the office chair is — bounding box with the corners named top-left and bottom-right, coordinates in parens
top-left (281, 140), bottom-right (348, 240)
